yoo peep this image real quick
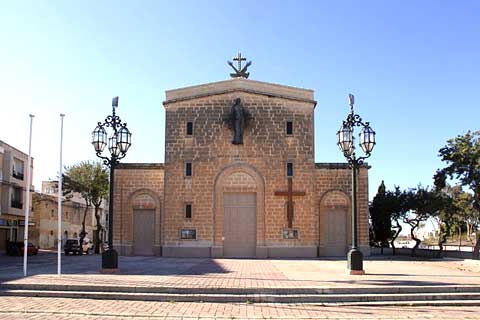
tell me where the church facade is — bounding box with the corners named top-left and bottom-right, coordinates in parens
top-left (112, 77), bottom-right (369, 258)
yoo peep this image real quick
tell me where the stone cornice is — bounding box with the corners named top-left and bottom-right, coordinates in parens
top-left (116, 163), bottom-right (165, 170)
top-left (163, 78), bottom-right (316, 106)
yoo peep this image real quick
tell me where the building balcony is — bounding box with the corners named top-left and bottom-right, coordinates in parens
top-left (11, 200), bottom-right (23, 209)
top-left (12, 171), bottom-right (24, 181)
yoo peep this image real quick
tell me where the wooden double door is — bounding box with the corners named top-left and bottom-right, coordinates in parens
top-left (133, 209), bottom-right (155, 256)
top-left (322, 208), bottom-right (348, 256)
top-left (223, 193), bottom-right (256, 258)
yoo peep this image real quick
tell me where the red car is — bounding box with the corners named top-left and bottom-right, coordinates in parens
top-left (6, 242), bottom-right (39, 256)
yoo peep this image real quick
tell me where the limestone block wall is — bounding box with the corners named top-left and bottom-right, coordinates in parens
top-left (315, 163), bottom-right (370, 255)
top-left (113, 164), bottom-right (164, 255)
top-left (163, 91), bottom-right (317, 256)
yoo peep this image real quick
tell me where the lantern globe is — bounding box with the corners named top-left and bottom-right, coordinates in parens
top-left (92, 125), bottom-right (107, 153)
top-left (118, 126), bottom-right (132, 154)
top-left (360, 125), bottom-right (376, 154)
top-left (337, 124), bottom-right (353, 156)
top-left (108, 134), bottom-right (121, 157)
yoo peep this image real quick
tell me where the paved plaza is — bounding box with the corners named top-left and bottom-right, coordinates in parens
top-left (0, 297), bottom-right (480, 319)
top-left (1, 252), bottom-right (480, 319)
top-left (2, 252), bottom-right (480, 289)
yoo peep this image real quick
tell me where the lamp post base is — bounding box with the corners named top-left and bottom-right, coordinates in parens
top-left (347, 248), bottom-right (365, 275)
top-left (102, 249), bottom-right (118, 270)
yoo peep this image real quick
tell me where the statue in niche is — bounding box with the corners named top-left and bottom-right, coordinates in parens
top-left (225, 98), bottom-right (252, 145)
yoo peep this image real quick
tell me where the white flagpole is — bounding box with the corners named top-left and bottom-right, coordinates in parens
top-left (57, 114), bottom-right (65, 276)
top-left (23, 114), bottom-right (34, 277)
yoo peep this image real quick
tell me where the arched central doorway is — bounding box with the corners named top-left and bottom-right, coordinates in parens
top-left (223, 193), bottom-right (256, 257)
top-left (214, 164), bottom-right (265, 258)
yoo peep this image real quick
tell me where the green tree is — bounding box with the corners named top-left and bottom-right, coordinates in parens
top-left (62, 161), bottom-right (109, 254)
top-left (388, 186), bottom-right (408, 255)
top-left (370, 181), bottom-right (392, 252)
top-left (434, 131), bottom-right (480, 259)
top-left (403, 186), bottom-right (441, 256)
top-left (432, 185), bottom-right (458, 257)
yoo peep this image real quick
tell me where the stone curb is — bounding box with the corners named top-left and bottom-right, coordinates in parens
top-left (3, 289), bottom-right (480, 304)
top-left (2, 283), bottom-right (480, 295)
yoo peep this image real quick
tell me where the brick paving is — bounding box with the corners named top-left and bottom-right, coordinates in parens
top-left (0, 296), bottom-right (479, 319)
top-left (3, 255), bottom-right (480, 290)
top-left (2, 254), bottom-right (480, 318)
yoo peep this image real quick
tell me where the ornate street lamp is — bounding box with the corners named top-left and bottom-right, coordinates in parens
top-left (337, 94), bottom-right (375, 275)
top-left (92, 96), bottom-right (131, 270)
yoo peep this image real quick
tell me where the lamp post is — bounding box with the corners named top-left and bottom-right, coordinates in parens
top-left (92, 96), bottom-right (131, 270)
top-left (337, 94), bottom-right (375, 275)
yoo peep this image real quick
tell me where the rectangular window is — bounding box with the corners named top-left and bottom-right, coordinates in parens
top-left (11, 187), bottom-right (23, 209)
top-left (287, 162), bottom-right (294, 177)
top-left (185, 162), bottom-right (192, 177)
top-left (12, 158), bottom-right (24, 180)
top-left (186, 121), bottom-right (193, 136)
top-left (185, 204), bottom-right (192, 219)
top-left (286, 121), bottom-right (293, 135)
top-left (180, 229), bottom-right (196, 240)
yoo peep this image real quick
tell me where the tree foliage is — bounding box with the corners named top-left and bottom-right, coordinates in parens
top-left (433, 184), bottom-right (475, 256)
top-left (388, 186), bottom-right (408, 254)
top-left (62, 161), bottom-right (109, 253)
top-left (402, 186), bottom-right (443, 255)
top-left (370, 181), bottom-right (392, 250)
top-left (434, 131), bottom-right (480, 259)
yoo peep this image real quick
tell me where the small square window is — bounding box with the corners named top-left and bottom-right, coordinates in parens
top-left (180, 229), bottom-right (196, 240)
top-left (185, 204), bottom-right (192, 219)
top-left (185, 162), bottom-right (192, 177)
top-left (286, 121), bottom-right (293, 135)
top-left (186, 121), bottom-right (193, 136)
top-left (287, 162), bottom-right (294, 177)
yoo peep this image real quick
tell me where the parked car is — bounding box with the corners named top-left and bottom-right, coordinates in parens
top-left (64, 239), bottom-right (82, 255)
top-left (6, 242), bottom-right (38, 256)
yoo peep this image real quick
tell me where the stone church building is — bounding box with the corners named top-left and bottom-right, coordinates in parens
top-left (112, 74), bottom-right (369, 258)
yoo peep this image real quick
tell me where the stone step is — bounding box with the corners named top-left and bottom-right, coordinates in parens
top-left (2, 289), bottom-right (480, 304)
top-left (332, 300), bottom-right (480, 307)
top-left (3, 283), bottom-right (480, 295)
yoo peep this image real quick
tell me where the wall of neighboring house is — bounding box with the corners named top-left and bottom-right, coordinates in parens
top-left (0, 141), bottom-right (34, 252)
top-left (32, 193), bottom-right (96, 249)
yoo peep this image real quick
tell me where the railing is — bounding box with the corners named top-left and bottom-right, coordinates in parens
top-left (11, 200), bottom-right (23, 209)
top-left (12, 171), bottom-right (24, 180)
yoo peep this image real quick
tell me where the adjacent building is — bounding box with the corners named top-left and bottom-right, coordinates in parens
top-left (30, 181), bottom-right (107, 249)
top-left (0, 140), bottom-right (34, 252)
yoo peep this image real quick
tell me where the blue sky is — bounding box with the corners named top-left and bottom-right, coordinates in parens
top-left (1, 1), bottom-right (478, 199)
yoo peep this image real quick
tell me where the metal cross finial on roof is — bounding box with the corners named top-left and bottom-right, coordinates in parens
top-left (234, 52), bottom-right (245, 70)
top-left (227, 52), bottom-right (252, 79)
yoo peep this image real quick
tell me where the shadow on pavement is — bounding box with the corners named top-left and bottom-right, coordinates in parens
top-left (0, 252), bottom-right (229, 282)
